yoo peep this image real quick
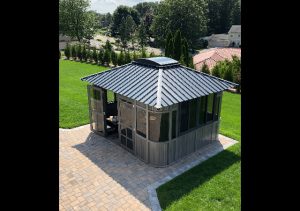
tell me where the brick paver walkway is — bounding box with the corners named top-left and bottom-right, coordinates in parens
top-left (59, 125), bottom-right (237, 211)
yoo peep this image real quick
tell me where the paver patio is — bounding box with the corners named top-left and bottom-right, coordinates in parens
top-left (59, 124), bottom-right (237, 211)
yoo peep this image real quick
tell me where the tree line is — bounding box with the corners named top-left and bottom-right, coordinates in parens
top-left (59, 0), bottom-right (241, 49)
top-left (62, 40), bottom-right (155, 67)
top-left (202, 56), bottom-right (241, 92)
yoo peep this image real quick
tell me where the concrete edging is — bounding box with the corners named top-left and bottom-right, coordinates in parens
top-left (147, 135), bottom-right (238, 211)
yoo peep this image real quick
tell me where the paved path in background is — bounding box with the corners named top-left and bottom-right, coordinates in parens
top-left (59, 125), bottom-right (237, 211)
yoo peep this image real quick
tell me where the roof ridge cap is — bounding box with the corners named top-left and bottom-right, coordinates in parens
top-left (155, 68), bottom-right (163, 108)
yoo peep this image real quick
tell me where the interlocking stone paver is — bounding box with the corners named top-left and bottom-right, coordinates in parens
top-left (60, 124), bottom-right (237, 211)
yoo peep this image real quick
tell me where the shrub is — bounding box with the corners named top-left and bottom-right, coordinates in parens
top-left (92, 48), bottom-right (98, 64)
top-left (179, 55), bottom-right (185, 65)
top-left (223, 67), bottom-right (234, 82)
top-left (71, 45), bottom-right (77, 60)
top-left (212, 65), bottom-right (222, 77)
top-left (104, 40), bottom-right (113, 52)
top-left (141, 48), bottom-right (147, 58)
top-left (64, 43), bottom-right (71, 60)
top-left (104, 49), bottom-right (111, 66)
top-left (59, 50), bottom-right (61, 60)
top-left (118, 51), bottom-right (125, 66)
top-left (82, 45), bottom-right (87, 62)
top-left (111, 51), bottom-right (118, 67)
top-left (86, 48), bottom-right (92, 62)
top-left (77, 45), bottom-right (82, 61)
top-left (125, 51), bottom-right (131, 63)
top-left (201, 63), bottom-right (210, 74)
top-left (133, 51), bottom-right (138, 60)
top-left (98, 49), bottom-right (105, 65)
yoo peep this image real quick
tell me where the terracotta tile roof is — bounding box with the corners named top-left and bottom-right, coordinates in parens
top-left (193, 48), bottom-right (241, 71)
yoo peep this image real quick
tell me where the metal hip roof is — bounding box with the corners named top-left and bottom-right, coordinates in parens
top-left (81, 60), bottom-right (237, 108)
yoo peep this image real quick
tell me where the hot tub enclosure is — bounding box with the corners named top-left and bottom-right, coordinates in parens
top-left (81, 57), bottom-right (237, 167)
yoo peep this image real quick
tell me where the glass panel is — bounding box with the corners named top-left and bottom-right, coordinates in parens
top-left (172, 110), bottom-right (177, 139)
top-left (127, 128), bottom-right (132, 139)
top-left (199, 96), bottom-right (207, 125)
top-left (121, 136), bottom-right (126, 146)
top-left (127, 139), bottom-right (133, 150)
top-left (107, 90), bottom-right (115, 102)
top-left (213, 94), bottom-right (221, 121)
top-left (136, 107), bottom-right (146, 138)
top-left (189, 99), bottom-right (197, 129)
top-left (121, 128), bottom-right (126, 136)
top-left (206, 94), bottom-right (214, 122)
top-left (119, 101), bottom-right (133, 128)
top-left (149, 112), bottom-right (169, 142)
top-left (180, 101), bottom-right (189, 133)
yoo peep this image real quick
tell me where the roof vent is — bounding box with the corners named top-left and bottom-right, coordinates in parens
top-left (134, 57), bottom-right (179, 67)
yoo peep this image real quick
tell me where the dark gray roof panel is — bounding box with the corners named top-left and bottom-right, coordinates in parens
top-left (81, 59), bottom-right (238, 108)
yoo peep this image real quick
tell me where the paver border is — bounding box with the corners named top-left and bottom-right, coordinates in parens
top-left (147, 134), bottom-right (238, 211)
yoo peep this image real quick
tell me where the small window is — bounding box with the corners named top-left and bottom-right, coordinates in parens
top-left (206, 94), bottom-right (214, 122)
top-left (136, 107), bottom-right (146, 138)
top-left (199, 96), bottom-right (207, 125)
top-left (119, 101), bottom-right (133, 128)
top-left (180, 101), bottom-right (189, 133)
top-left (172, 110), bottom-right (177, 139)
top-left (189, 99), bottom-right (197, 129)
top-left (149, 112), bottom-right (169, 142)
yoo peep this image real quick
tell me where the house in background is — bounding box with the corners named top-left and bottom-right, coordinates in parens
top-left (193, 48), bottom-right (241, 72)
top-left (228, 25), bottom-right (241, 47)
top-left (198, 25), bottom-right (241, 48)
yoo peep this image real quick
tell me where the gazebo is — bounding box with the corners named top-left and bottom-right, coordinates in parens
top-left (81, 57), bottom-right (237, 167)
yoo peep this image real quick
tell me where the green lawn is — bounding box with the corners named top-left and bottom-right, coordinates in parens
top-left (157, 92), bottom-right (241, 211)
top-left (59, 60), bottom-right (109, 128)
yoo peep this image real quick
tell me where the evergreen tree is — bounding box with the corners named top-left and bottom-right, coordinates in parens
top-left (104, 40), bottom-right (113, 52)
top-left (179, 55), bottom-right (185, 65)
top-left (188, 56), bottom-right (194, 68)
top-left (71, 45), bottom-right (77, 60)
top-left (137, 21), bottom-right (147, 48)
top-left (87, 48), bottom-right (92, 62)
top-left (223, 68), bottom-right (233, 82)
top-left (64, 43), bottom-right (70, 60)
top-left (111, 51), bottom-right (118, 67)
top-left (141, 47), bottom-right (147, 58)
top-left (212, 64), bottom-right (222, 77)
top-left (98, 49), bottom-right (105, 65)
top-left (104, 49), bottom-right (111, 66)
top-left (182, 38), bottom-right (189, 66)
top-left (167, 37), bottom-right (174, 58)
top-left (164, 31), bottom-right (173, 57)
top-left (125, 50), bottom-right (131, 63)
top-left (77, 45), bottom-right (82, 61)
top-left (92, 48), bottom-right (98, 64)
top-left (133, 51), bottom-right (138, 60)
top-left (118, 51), bottom-right (125, 65)
top-left (173, 30), bottom-right (182, 61)
top-left (202, 62), bottom-right (210, 74)
top-left (82, 45), bottom-right (87, 62)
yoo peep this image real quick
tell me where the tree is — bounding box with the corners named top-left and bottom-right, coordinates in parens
top-left (179, 55), bottom-right (185, 65)
top-left (151, 0), bottom-right (207, 47)
top-left (92, 48), bottom-right (98, 64)
top-left (111, 51), bottom-right (118, 67)
top-left (137, 21), bottom-right (147, 48)
top-left (82, 45), bottom-right (87, 61)
top-left (118, 51), bottom-right (125, 66)
top-left (223, 68), bottom-right (233, 82)
top-left (77, 45), bottom-right (82, 61)
top-left (59, 0), bottom-right (98, 41)
top-left (104, 40), bottom-right (112, 52)
top-left (164, 31), bottom-right (173, 57)
top-left (173, 30), bottom-right (182, 61)
top-left (64, 43), bottom-right (71, 59)
top-left (119, 16), bottom-right (136, 49)
top-left (71, 45), bottom-right (77, 60)
top-left (188, 56), bottom-right (194, 68)
top-left (212, 64), bottom-right (222, 77)
top-left (182, 38), bottom-right (189, 66)
top-left (141, 48), bottom-right (147, 58)
top-left (202, 62), bottom-right (210, 74)
top-left (111, 5), bottom-right (140, 36)
top-left (98, 49), bottom-right (105, 65)
top-left (125, 51), bottom-right (131, 63)
top-left (133, 51), bottom-right (138, 60)
top-left (104, 49), bottom-right (111, 66)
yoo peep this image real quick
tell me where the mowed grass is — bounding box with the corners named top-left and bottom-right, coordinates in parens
top-left (59, 60), bottom-right (109, 128)
top-left (157, 92), bottom-right (241, 211)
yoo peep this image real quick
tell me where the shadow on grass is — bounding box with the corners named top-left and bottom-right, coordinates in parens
top-left (157, 146), bottom-right (240, 210)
